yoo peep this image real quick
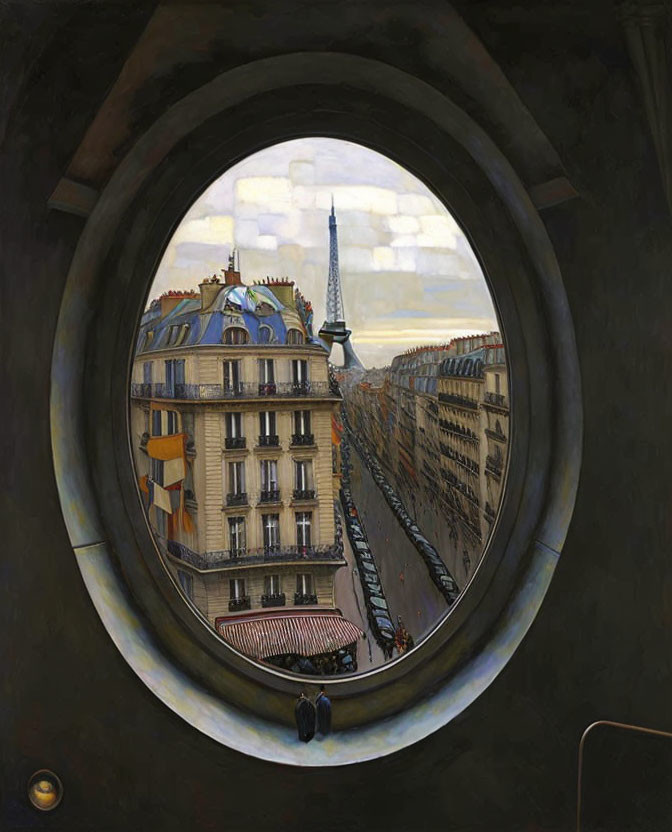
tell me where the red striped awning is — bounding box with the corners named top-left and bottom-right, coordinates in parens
top-left (216, 611), bottom-right (363, 659)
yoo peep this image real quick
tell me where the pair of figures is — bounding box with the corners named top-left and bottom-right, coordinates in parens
top-left (295, 686), bottom-right (331, 743)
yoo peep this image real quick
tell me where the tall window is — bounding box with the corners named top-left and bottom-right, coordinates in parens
top-left (223, 360), bottom-right (242, 393)
top-left (228, 461), bottom-right (245, 495)
top-left (294, 410), bottom-right (311, 437)
top-left (495, 373), bottom-right (501, 394)
top-left (296, 573), bottom-right (313, 596)
top-left (228, 516), bottom-right (246, 554)
top-left (151, 409), bottom-right (179, 437)
top-left (226, 412), bottom-right (243, 439)
top-left (258, 358), bottom-right (276, 395)
top-left (151, 457), bottom-right (164, 484)
top-left (264, 574), bottom-right (281, 595)
top-left (230, 578), bottom-right (246, 599)
top-left (294, 460), bottom-right (313, 496)
top-left (166, 410), bottom-right (178, 435)
top-left (164, 359), bottom-right (185, 396)
top-left (224, 327), bottom-right (249, 345)
top-left (291, 359), bottom-right (309, 387)
top-left (260, 460), bottom-right (279, 496)
top-left (177, 570), bottom-right (193, 600)
top-left (286, 329), bottom-right (304, 345)
top-left (151, 409), bottom-right (162, 436)
top-left (262, 514), bottom-right (280, 552)
top-left (296, 512), bottom-right (312, 548)
top-left (143, 361), bottom-right (153, 384)
top-left (259, 411), bottom-right (277, 445)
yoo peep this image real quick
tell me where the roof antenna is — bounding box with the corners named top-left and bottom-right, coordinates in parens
top-left (331, 193), bottom-right (334, 215)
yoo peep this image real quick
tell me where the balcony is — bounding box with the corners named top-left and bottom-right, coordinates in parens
top-left (438, 392), bottom-right (479, 410)
top-left (261, 593), bottom-right (286, 608)
top-left (259, 489), bottom-right (281, 503)
top-left (292, 488), bottom-right (316, 502)
top-left (485, 455), bottom-right (503, 479)
top-left (483, 391), bottom-right (508, 410)
top-left (166, 540), bottom-right (343, 570)
top-left (291, 433), bottom-right (315, 446)
top-left (228, 596), bottom-right (251, 612)
top-left (257, 434), bottom-right (279, 447)
top-left (130, 382), bottom-right (338, 400)
top-left (224, 436), bottom-right (246, 450)
top-left (294, 592), bottom-right (318, 606)
top-left (226, 492), bottom-right (248, 507)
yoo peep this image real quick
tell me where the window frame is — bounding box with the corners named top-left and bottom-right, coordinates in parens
top-left (50, 57), bottom-right (582, 766)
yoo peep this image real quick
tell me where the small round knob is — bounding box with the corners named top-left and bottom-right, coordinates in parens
top-left (27, 770), bottom-right (63, 811)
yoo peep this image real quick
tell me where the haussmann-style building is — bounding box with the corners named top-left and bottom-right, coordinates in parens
top-left (343, 333), bottom-right (508, 589)
top-left (130, 260), bottom-right (362, 675)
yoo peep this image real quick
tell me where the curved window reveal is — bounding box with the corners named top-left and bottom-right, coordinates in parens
top-left (130, 138), bottom-right (509, 678)
top-left (286, 328), bottom-right (305, 345)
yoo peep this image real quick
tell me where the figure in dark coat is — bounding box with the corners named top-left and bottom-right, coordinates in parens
top-left (295, 692), bottom-right (316, 743)
top-left (315, 685), bottom-right (332, 737)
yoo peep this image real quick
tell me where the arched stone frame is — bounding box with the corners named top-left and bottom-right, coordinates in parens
top-left (50, 53), bottom-right (582, 766)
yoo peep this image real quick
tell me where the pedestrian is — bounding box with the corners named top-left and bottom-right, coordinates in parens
top-left (315, 685), bottom-right (332, 737)
top-left (295, 691), bottom-right (316, 743)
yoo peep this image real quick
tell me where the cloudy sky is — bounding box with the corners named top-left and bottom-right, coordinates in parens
top-left (151, 138), bottom-right (498, 368)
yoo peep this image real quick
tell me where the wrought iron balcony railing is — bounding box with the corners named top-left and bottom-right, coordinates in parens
top-left (228, 596), bottom-right (251, 612)
top-left (259, 489), bottom-right (281, 503)
top-left (261, 593), bottom-right (286, 608)
top-left (224, 436), bottom-right (246, 450)
top-left (292, 489), bottom-right (316, 501)
top-left (291, 433), bottom-right (315, 446)
top-left (226, 492), bottom-right (248, 507)
top-left (485, 455), bottom-right (503, 478)
top-left (166, 540), bottom-right (343, 570)
top-left (484, 391), bottom-right (508, 409)
top-left (438, 392), bottom-right (479, 410)
top-left (257, 434), bottom-right (279, 447)
top-left (294, 592), bottom-right (318, 606)
top-left (131, 381), bottom-right (337, 400)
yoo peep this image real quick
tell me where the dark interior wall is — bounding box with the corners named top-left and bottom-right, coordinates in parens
top-left (2, 3), bottom-right (671, 831)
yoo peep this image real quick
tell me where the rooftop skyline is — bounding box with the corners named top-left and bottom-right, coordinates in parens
top-left (150, 138), bottom-right (499, 367)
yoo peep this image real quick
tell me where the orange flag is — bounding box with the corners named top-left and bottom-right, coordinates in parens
top-left (147, 433), bottom-right (186, 461)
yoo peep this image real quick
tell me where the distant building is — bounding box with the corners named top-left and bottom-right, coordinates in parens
top-left (343, 333), bottom-right (508, 587)
top-left (130, 259), bottom-right (362, 674)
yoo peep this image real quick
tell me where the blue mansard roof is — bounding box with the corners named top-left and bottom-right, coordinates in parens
top-left (136, 282), bottom-right (323, 355)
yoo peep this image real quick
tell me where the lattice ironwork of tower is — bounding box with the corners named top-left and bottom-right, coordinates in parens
top-left (319, 201), bottom-right (364, 370)
top-left (326, 203), bottom-right (345, 323)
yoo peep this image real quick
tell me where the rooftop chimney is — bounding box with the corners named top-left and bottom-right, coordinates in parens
top-left (199, 275), bottom-right (222, 311)
top-left (159, 290), bottom-right (198, 319)
top-left (222, 248), bottom-right (242, 286)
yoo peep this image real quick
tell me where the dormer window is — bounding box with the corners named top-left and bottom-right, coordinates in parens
top-left (286, 328), bottom-right (304, 345)
top-left (258, 325), bottom-right (273, 344)
top-left (224, 326), bottom-right (249, 345)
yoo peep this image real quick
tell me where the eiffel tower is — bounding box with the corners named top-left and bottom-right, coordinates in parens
top-left (318, 200), bottom-right (364, 370)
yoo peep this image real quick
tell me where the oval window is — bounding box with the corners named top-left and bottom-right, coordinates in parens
top-left (130, 138), bottom-right (509, 678)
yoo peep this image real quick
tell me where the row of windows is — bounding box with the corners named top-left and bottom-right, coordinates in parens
top-left (176, 571), bottom-right (315, 602)
top-left (143, 358), bottom-right (310, 388)
top-left (143, 325), bottom-right (306, 352)
top-left (223, 326), bottom-right (305, 346)
top-left (228, 512), bottom-right (313, 550)
top-left (226, 461), bottom-right (314, 495)
top-left (226, 410), bottom-right (312, 439)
